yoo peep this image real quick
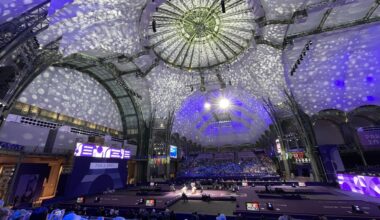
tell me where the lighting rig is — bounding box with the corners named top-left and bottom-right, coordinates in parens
top-left (290, 40), bottom-right (312, 76)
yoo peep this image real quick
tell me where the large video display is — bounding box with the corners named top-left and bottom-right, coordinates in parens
top-left (74, 143), bottom-right (130, 159)
top-left (337, 173), bottom-right (380, 198)
top-left (65, 156), bottom-right (127, 198)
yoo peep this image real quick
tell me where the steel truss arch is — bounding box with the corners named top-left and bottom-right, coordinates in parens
top-left (53, 53), bottom-right (145, 147)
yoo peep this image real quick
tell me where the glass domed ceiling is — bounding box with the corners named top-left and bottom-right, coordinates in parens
top-left (149, 0), bottom-right (255, 70)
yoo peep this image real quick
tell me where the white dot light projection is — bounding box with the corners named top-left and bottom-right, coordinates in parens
top-left (146, 65), bottom-right (199, 118)
top-left (172, 87), bottom-right (272, 146)
top-left (4, 0), bottom-right (380, 146)
top-left (18, 67), bottom-right (123, 130)
top-left (220, 44), bottom-right (286, 104)
top-left (121, 74), bottom-right (152, 121)
top-left (284, 24), bottom-right (380, 115)
top-left (38, 0), bottom-right (147, 56)
top-left (0, 0), bottom-right (46, 24)
top-left (260, 0), bottom-right (308, 20)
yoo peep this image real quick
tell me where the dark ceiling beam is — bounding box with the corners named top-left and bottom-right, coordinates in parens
top-left (285, 16), bottom-right (380, 41)
top-left (166, 40), bottom-right (186, 63)
top-left (173, 40), bottom-right (191, 65)
top-left (54, 54), bottom-right (145, 140)
top-left (156, 7), bottom-right (182, 19)
top-left (0, 0), bottom-right (50, 61)
top-left (364, 0), bottom-right (380, 20)
top-left (164, 1), bottom-right (186, 14)
top-left (76, 64), bottom-right (98, 71)
top-left (139, 59), bottom-right (159, 77)
top-left (226, 0), bottom-right (246, 11)
top-left (316, 8), bottom-right (332, 31)
top-left (179, 40), bottom-right (194, 68)
top-left (119, 69), bottom-right (139, 76)
top-left (116, 95), bottom-right (130, 99)
top-left (188, 43), bottom-right (197, 69)
top-left (103, 78), bottom-right (116, 82)
top-left (213, 34), bottom-right (238, 56)
top-left (255, 37), bottom-right (284, 50)
top-left (218, 32), bottom-right (245, 51)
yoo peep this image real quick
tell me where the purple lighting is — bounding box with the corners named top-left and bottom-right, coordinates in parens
top-left (337, 174), bottom-right (380, 198)
top-left (367, 96), bottom-right (375, 102)
top-left (334, 80), bottom-right (345, 87)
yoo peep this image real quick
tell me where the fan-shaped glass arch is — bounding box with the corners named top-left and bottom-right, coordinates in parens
top-left (149, 0), bottom-right (255, 70)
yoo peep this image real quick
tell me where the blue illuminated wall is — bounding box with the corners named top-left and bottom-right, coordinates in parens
top-left (18, 67), bottom-right (123, 131)
top-left (172, 87), bottom-right (272, 146)
top-left (284, 23), bottom-right (380, 115)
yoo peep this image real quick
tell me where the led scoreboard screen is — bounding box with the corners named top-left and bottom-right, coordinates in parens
top-left (74, 143), bottom-right (130, 159)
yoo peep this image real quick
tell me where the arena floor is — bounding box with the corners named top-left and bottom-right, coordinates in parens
top-left (66, 185), bottom-right (380, 219)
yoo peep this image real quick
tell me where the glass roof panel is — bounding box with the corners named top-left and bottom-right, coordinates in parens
top-left (324, 0), bottom-right (376, 28)
top-left (149, 0), bottom-right (255, 70)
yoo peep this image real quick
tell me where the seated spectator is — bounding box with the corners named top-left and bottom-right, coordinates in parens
top-left (216, 213), bottom-right (227, 220)
top-left (278, 215), bottom-right (293, 220)
top-left (30, 207), bottom-right (48, 220)
top-left (10, 209), bottom-right (29, 220)
top-left (179, 152), bottom-right (277, 178)
top-left (0, 207), bottom-right (10, 220)
top-left (48, 209), bottom-right (65, 220)
top-left (62, 212), bottom-right (82, 220)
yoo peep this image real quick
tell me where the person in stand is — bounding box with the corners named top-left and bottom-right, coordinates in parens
top-left (12, 196), bottom-right (19, 208)
top-left (278, 215), bottom-right (293, 220)
top-left (265, 184), bottom-right (270, 193)
top-left (0, 207), bottom-right (10, 220)
top-left (170, 184), bottom-right (176, 192)
top-left (181, 192), bottom-right (188, 202)
top-left (216, 213), bottom-right (226, 220)
top-left (30, 207), bottom-right (49, 220)
top-left (191, 212), bottom-right (199, 220)
top-left (169, 211), bottom-right (176, 220)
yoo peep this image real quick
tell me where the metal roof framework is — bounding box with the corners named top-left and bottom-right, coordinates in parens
top-left (53, 53), bottom-right (145, 141)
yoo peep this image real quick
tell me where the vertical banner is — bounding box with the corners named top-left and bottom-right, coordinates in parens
top-left (65, 157), bottom-right (127, 198)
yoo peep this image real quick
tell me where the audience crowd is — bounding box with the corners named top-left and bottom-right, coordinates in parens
top-left (179, 152), bottom-right (277, 178)
top-left (0, 202), bottom-right (179, 220)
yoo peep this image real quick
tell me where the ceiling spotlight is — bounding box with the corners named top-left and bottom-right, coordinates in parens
top-left (218, 98), bottom-right (230, 110)
top-left (204, 102), bottom-right (211, 110)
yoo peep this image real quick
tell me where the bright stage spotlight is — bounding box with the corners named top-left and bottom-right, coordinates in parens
top-left (204, 102), bottom-right (211, 110)
top-left (218, 98), bottom-right (230, 110)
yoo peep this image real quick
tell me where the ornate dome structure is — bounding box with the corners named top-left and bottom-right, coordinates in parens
top-left (1, 0), bottom-right (380, 147)
top-left (148, 0), bottom-right (255, 69)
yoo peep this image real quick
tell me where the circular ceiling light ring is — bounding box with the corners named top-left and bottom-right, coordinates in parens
top-left (148, 0), bottom-right (255, 70)
top-left (180, 7), bottom-right (221, 42)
